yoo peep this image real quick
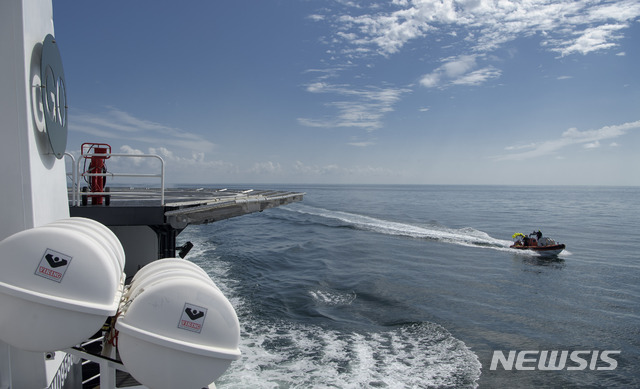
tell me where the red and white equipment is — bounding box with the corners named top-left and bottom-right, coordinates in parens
top-left (81, 143), bottom-right (111, 206)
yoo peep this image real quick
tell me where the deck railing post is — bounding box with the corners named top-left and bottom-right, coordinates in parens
top-left (64, 153), bottom-right (77, 206)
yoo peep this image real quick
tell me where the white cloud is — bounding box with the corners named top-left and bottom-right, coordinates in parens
top-left (586, 1), bottom-right (640, 22)
top-left (306, 82), bottom-right (329, 93)
top-left (298, 83), bottom-right (410, 130)
top-left (420, 55), bottom-right (501, 88)
top-left (110, 144), bottom-right (234, 178)
top-left (69, 124), bottom-right (115, 139)
top-left (303, 0), bottom-right (639, 137)
top-left (120, 145), bottom-right (144, 155)
top-left (450, 66), bottom-right (502, 86)
top-left (583, 140), bottom-right (600, 149)
top-left (505, 143), bottom-right (536, 151)
top-left (418, 73), bottom-right (440, 88)
top-left (348, 140), bottom-right (375, 147)
top-left (294, 161), bottom-right (340, 175)
top-left (330, 0), bottom-right (640, 59)
top-left (307, 14), bottom-right (325, 22)
top-left (495, 120), bottom-right (640, 160)
top-left (249, 161), bottom-right (282, 175)
top-left (293, 161), bottom-right (394, 177)
top-left (303, 67), bottom-right (346, 80)
top-left (67, 108), bottom-right (238, 183)
top-left (69, 107), bottom-right (216, 153)
top-left (148, 147), bottom-right (176, 160)
top-left (554, 24), bottom-right (627, 56)
top-left (442, 55), bottom-right (476, 78)
top-left (118, 145), bottom-right (146, 166)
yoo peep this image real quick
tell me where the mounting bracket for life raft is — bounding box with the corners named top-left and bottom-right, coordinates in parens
top-left (81, 143), bottom-right (112, 206)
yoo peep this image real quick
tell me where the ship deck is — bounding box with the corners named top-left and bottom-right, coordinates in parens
top-left (69, 187), bottom-right (304, 228)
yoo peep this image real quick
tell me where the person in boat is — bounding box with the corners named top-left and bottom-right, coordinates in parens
top-left (535, 230), bottom-right (542, 240)
top-left (512, 233), bottom-right (525, 247)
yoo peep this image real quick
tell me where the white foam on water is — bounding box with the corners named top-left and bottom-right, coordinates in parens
top-left (309, 289), bottom-right (357, 306)
top-left (180, 229), bottom-right (481, 388)
top-left (288, 205), bottom-right (576, 260)
top-left (217, 320), bottom-right (481, 389)
top-left (289, 204), bottom-right (513, 252)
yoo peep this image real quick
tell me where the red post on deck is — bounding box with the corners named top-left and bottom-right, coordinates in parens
top-left (81, 143), bottom-right (111, 206)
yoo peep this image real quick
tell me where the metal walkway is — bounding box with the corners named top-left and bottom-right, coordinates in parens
top-left (70, 187), bottom-right (304, 227)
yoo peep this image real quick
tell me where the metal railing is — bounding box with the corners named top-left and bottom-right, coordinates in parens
top-left (65, 336), bottom-right (128, 389)
top-left (72, 152), bottom-right (165, 206)
top-left (64, 152), bottom-right (77, 205)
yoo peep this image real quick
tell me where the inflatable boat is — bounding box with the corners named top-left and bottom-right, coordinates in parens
top-left (510, 231), bottom-right (565, 256)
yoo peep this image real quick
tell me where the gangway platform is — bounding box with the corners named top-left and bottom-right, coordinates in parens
top-left (70, 187), bottom-right (304, 228)
top-left (68, 187), bottom-right (304, 261)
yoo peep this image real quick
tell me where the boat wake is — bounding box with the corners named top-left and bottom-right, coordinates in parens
top-left (217, 319), bottom-right (481, 389)
top-left (182, 231), bottom-right (481, 388)
top-left (287, 204), bottom-right (514, 252)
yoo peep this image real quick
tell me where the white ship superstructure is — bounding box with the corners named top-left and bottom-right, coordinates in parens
top-left (0, 1), bottom-right (302, 388)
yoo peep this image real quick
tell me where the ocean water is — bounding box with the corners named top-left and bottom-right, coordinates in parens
top-left (177, 185), bottom-right (639, 388)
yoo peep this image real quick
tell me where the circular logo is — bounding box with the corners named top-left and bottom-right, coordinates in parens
top-left (41, 34), bottom-right (67, 159)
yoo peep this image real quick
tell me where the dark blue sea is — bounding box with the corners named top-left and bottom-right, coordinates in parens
top-left (176, 185), bottom-right (639, 388)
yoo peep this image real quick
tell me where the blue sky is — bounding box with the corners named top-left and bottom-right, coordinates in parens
top-left (53, 1), bottom-right (640, 186)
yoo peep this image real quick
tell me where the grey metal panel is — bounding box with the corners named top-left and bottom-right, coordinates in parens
top-left (164, 191), bottom-right (304, 228)
top-left (69, 188), bottom-right (304, 228)
top-left (69, 206), bottom-right (165, 226)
